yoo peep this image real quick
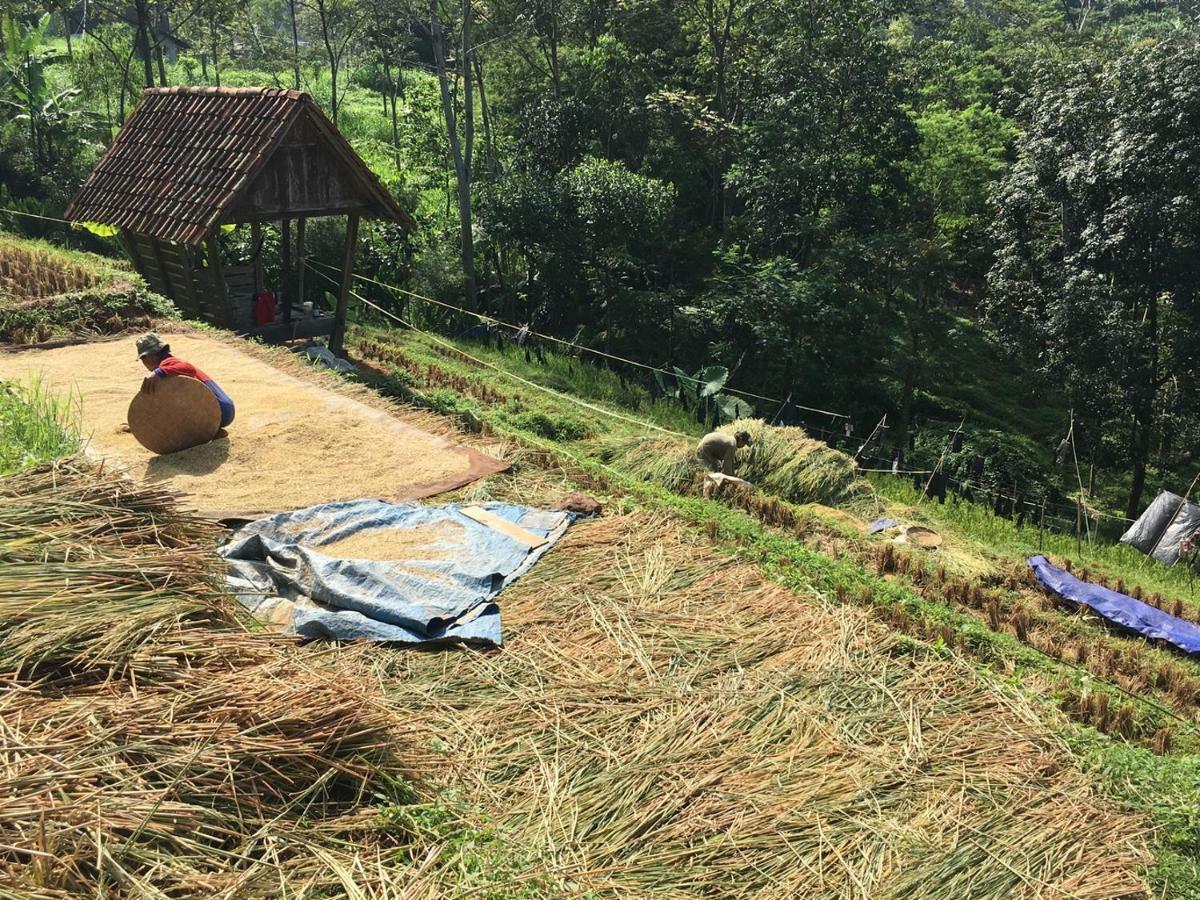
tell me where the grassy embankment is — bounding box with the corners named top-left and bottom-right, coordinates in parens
top-left (350, 320), bottom-right (1200, 896)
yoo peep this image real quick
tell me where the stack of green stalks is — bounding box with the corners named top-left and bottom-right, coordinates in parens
top-left (599, 417), bottom-right (875, 511)
top-left (384, 462), bottom-right (1151, 897)
top-left (0, 461), bottom-right (422, 897)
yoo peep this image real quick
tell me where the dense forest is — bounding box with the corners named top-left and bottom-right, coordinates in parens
top-left (2, 0), bottom-right (1200, 520)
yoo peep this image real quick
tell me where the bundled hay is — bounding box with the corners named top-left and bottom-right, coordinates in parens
top-left (600, 418), bottom-right (874, 511)
top-left (0, 460), bottom-right (417, 897)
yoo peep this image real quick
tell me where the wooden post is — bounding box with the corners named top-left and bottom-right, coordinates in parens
top-left (1080, 496), bottom-right (1089, 561)
top-left (250, 221), bottom-right (263, 297)
top-left (205, 233), bottom-right (227, 326)
top-left (296, 216), bottom-right (306, 312)
top-left (1039, 499), bottom-right (1047, 553)
top-left (330, 212), bottom-right (360, 355)
top-left (280, 218), bottom-right (292, 324)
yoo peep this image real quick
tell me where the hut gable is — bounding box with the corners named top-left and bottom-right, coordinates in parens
top-left (65, 86), bottom-right (412, 245)
top-left (222, 114), bottom-right (389, 223)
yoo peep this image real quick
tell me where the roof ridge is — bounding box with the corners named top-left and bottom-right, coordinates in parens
top-left (143, 86), bottom-right (306, 100)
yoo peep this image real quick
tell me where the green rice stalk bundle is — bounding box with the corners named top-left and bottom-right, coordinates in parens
top-left (373, 510), bottom-right (1150, 897)
top-left (600, 418), bottom-right (874, 511)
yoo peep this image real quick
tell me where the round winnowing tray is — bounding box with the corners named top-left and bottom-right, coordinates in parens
top-left (127, 375), bottom-right (221, 455)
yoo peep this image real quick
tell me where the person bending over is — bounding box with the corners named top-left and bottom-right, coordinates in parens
top-left (136, 332), bottom-right (236, 428)
top-left (697, 429), bottom-right (751, 476)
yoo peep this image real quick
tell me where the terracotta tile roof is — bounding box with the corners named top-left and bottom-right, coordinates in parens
top-left (65, 86), bottom-right (412, 245)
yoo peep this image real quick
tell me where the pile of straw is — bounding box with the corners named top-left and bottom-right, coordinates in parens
top-left (601, 417), bottom-right (874, 510)
top-left (385, 463), bottom-right (1151, 896)
top-left (0, 461), bottom-right (415, 897)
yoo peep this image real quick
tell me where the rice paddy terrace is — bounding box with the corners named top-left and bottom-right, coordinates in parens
top-left (1, 233), bottom-right (1198, 896)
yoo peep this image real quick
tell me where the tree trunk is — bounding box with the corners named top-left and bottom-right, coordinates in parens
top-left (156, 44), bottom-right (168, 86)
top-left (210, 20), bottom-right (221, 86)
top-left (1126, 295), bottom-right (1161, 520)
top-left (430, 0), bottom-right (477, 309)
top-left (288, 0), bottom-right (301, 90)
top-left (473, 52), bottom-right (498, 176)
top-left (135, 0), bottom-right (155, 88)
top-left (385, 59), bottom-right (402, 172)
top-left (62, 4), bottom-right (73, 57)
top-left (1126, 408), bottom-right (1153, 521)
top-left (316, 0), bottom-right (339, 126)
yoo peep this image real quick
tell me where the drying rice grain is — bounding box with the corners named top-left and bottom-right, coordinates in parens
top-left (0, 333), bottom-right (504, 516)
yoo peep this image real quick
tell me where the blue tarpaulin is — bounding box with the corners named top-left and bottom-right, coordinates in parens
top-left (220, 499), bottom-right (572, 646)
top-left (1028, 555), bottom-right (1200, 655)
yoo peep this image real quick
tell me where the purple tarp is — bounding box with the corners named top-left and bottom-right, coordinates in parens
top-left (1028, 555), bottom-right (1200, 655)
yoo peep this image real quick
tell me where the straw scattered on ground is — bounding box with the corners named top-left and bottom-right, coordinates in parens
top-left (0, 461), bottom-right (434, 898)
top-left (0, 332), bottom-right (500, 516)
top-left (368, 464), bottom-right (1152, 898)
top-left (317, 521), bottom-right (462, 561)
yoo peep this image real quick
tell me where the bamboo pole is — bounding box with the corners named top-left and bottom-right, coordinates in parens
top-left (1142, 471), bottom-right (1200, 568)
top-left (921, 416), bottom-right (965, 503)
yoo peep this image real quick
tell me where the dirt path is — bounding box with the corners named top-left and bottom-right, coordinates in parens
top-left (0, 332), bottom-right (505, 516)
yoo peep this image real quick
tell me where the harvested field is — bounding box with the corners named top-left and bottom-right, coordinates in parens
top-left (0, 462), bottom-right (429, 897)
top-left (371, 462), bottom-right (1152, 898)
top-left (0, 331), bottom-right (505, 516)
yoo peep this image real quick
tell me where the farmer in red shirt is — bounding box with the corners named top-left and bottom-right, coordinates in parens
top-left (136, 332), bottom-right (236, 428)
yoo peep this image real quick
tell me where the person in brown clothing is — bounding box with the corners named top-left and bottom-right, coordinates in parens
top-left (697, 430), bottom-right (752, 476)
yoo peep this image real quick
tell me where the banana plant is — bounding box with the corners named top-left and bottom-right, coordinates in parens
top-left (1, 14), bottom-right (80, 169)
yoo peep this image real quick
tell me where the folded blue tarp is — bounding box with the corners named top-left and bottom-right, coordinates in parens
top-left (220, 499), bottom-right (572, 646)
top-left (1028, 555), bottom-right (1200, 654)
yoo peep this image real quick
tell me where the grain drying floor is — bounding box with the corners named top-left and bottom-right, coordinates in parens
top-left (0, 332), bottom-right (505, 516)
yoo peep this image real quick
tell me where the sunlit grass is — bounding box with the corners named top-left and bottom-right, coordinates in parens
top-left (0, 377), bottom-right (81, 475)
top-left (872, 474), bottom-right (1200, 602)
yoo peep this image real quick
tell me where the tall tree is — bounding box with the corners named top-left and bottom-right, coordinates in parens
top-left (987, 41), bottom-right (1200, 517)
top-left (301, 0), bottom-right (366, 126)
top-left (428, 0), bottom-right (476, 308)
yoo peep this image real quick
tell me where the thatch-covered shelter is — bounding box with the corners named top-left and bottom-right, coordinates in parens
top-left (64, 86), bottom-right (413, 352)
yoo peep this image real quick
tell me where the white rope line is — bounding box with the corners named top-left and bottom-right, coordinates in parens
top-left (306, 262), bottom-right (690, 437)
top-left (308, 257), bottom-right (849, 418)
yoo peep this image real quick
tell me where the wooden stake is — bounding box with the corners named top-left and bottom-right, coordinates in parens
top-left (281, 218), bottom-right (292, 324)
top-left (921, 415), bottom-right (965, 503)
top-left (330, 212), bottom-right (360, 355)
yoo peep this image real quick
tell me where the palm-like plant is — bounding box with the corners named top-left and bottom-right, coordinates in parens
top-left (1, 14), bottom-right (95, 169)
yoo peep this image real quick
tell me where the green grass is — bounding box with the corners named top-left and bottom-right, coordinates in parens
top-left (353, 323), bottom-right (703, 437)
top-left (872, 474), bottom-right (1200, 605)
top-left (0, 377), bottom-right (81, 474)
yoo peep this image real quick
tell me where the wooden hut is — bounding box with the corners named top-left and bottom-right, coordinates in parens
top-left (64, 86), bottom-right (414, 352)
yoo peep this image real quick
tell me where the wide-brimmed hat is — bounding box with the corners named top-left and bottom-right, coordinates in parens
top-left (136, 332), bottom-right (169, 359)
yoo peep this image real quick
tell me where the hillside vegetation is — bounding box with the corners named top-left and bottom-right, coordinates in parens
top-left (3, 0), bottom-right (1199, 521)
